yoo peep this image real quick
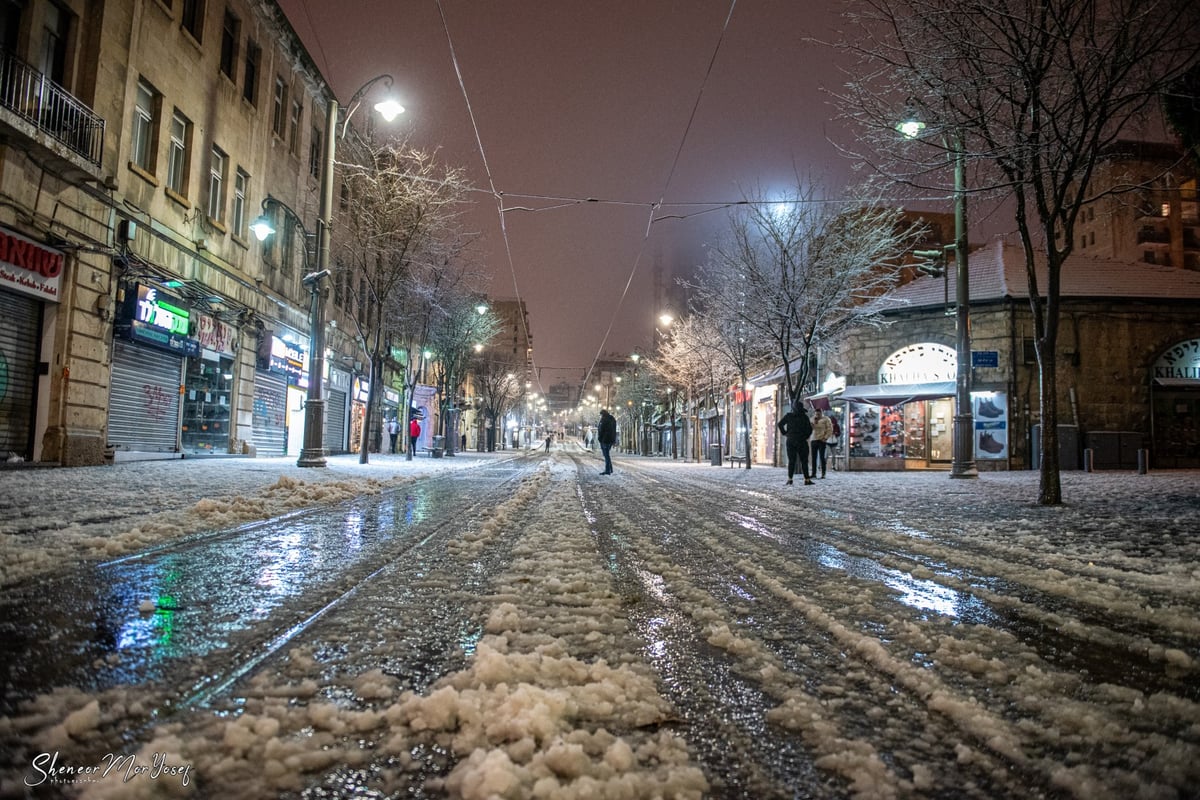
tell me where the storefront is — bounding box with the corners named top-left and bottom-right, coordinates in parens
top-left (839, 343), bottom-right (1009, 470)
top-left (1151, 337), bottom-right (1200, 468)
top-left (108, 282), bottom-right (199, 459)
top-left (253, 333), bottom-right (304, 457)
top-left (325, 367), bottom-right (350, 454)
top-left (0, 227), bottom-right (62, 462)
top-left (752, 383), bottom-right (777, 465)
top-left (181, 313), bottom-right (237, 455)
top-left (349, 375), bottom-right (369, 453)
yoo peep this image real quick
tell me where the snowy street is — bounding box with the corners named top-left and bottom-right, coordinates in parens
top-left (1, 448), bottom-right (1198, 799)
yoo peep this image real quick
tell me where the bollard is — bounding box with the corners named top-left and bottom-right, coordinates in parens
top-left (1083, 448), bottom-right (1093, 472)
top-left (1137, 448), bottom-right (1148, 474)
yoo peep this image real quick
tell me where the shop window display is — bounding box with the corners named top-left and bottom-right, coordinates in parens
top-left (848, 405), bottom-right (881, 457)
top-left (182, 354), bottom-right (234, 454)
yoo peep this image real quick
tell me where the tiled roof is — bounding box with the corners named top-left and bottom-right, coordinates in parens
top-left (882, 236), bottom-right (1200, 311)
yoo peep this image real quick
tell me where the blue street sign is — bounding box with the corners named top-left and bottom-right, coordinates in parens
top-left (971, 350), bottom-right (999, 368)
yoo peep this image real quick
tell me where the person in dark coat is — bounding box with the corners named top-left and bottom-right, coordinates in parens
top-left (777, 402), bottom-right (814, 485)
top-left (597, 409), bottom-right (617, 474)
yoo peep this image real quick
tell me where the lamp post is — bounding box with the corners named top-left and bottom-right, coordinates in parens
top-left (253, 75), bottom-right (402, 468)
top-left (900, 118), bottom-right (977, 479)
top-left (249, 197), bottom-right (330, 466)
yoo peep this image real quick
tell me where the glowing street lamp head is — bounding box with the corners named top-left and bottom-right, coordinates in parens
top-left (897, 118), bottom-right (927, 139)
top-left (249, 215), bottom-right (275, 241)
top-left (658, 312), bottom-right (674, 327)
top-left (373, 98), bottom-right (405, 122)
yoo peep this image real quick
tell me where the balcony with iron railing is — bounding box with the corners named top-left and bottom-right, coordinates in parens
top-left (0, 50), bottom-right (104, 167)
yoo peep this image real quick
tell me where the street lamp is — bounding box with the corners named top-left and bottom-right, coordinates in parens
top-left (899, 114), bottom-right (977, 479)
top-left (285, 75), bottom-right (402, 467)
top-left (250, 195), bottom-right (332, 465)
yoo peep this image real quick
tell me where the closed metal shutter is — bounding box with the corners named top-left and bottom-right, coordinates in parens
top-left (252, 371), bottom-right (288, 456)
top-left (107, 338), bottom-right (182, 452)
top-left (325, 388), bottom-right (347, 453)
top-left (0, 290), bottom-right (41, 458)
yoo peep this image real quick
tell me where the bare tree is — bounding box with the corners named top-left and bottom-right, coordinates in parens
top-left (835, 0), bottom-right (1200, 503)
top-left (650, 315), bottom-right (735, 460)
top-left (473, 359), bottom-right (523, 452)
top-left (333, 139), bottom-right (472, 463)
top-left (428, 295), bottom-right (501, 454)
top-left (683, 279), bottom-right (773, 469)
top-left (686, 185), bottom-right (922, 467)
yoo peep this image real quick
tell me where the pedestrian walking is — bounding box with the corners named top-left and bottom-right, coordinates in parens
top-left (386, 417), bottom-right (399, 453)
top-left (545, 434), bottom-right (553, 453)
top-left (597, 409), bottom-right (617, 474)
top-left (777, 402), bottom-right (814, 485)
top-left (810, 407), bottom-right (834, 478)
top-left (409, 417), bottom-right (421, 454)
top-left (827, 412), bottom-right (842, 471)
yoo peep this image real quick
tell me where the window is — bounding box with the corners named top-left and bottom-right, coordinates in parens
top-left (309, 124), bottom-right (322, 178)
top-left (181, 0), bottom-right (204, 42)
top-left (262, 206), bottom-right (276, 262)
top-left (219, 10), bottom-right (239, 78)
top-left (207, 146), bottom-right (226, 222)
top-left (167, 110), bottom-right (191, 195)
top-left (289, 98), bottom-right (302, 155)
top-left (131, 79), bottom-right (159, 173)
top-left (272, 77), bottom-right (287, 137)
top-left (232, 168), bottom-right (248, 238)
top-left (281, 215), bottom-right (296, 273)
top-left (242, 40), bottom-right (260, 105)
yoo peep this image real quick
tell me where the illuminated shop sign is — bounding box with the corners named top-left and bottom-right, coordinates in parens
top-left (117, 283), bottom-right (199, 357)
top-left (1154, 339), bottom-right (1200, 383)
top-left (0, 226), bottom-right (64, 302)
top-left (879, 343), bottom-right (956, 384)
top-left (269, 336), bottom-right (308, 387)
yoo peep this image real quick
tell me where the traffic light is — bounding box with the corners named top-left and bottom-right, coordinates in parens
top-left (912, 248), bottom-right (948, 276)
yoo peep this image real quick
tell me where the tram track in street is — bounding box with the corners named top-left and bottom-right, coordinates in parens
top-left (0, 456), bottom-right (538, 715)
top-left (576, 457), bottom-right (1199, 798)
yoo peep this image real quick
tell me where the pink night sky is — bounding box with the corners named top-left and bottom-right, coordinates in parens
top-left (279, 0), bottom-right (873, 389)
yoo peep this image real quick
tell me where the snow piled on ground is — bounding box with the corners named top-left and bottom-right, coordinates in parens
top-left (1, 447), bottom-right (1197, 799)
top-left (0, 452), bottom-right (485, 587)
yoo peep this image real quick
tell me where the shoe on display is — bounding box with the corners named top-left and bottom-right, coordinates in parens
top-left (977, 398), bottom-right (1004, 418)
top-left (978, 432), bottom-right (1005, 453)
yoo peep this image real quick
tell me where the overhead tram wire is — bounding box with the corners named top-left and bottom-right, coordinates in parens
top-left (579, 0), bottom-right (740, 394)
top-left (436, 0), bottom-right (547, 396)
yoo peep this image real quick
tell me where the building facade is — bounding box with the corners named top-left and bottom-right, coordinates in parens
top-left (831, 238), bottom-right (1200, 471)
top-left (0, 0), bottom-right (362, 466)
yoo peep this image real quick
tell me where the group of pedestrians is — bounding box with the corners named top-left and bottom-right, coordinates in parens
top-left (385, 416), bottom-right (422, 455)
top-left (593, 402), bottom-right (839, 484)
top-left (777, 403), bottom-right (839, 486)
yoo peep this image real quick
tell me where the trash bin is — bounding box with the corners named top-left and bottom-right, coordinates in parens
top-left (709, 443), bottom-right (722, 466)
top-left (431, 435), bottom-right (444, 458)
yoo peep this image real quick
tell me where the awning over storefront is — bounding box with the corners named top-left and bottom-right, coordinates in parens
top-left (837, 381), bottom-right (955, 406)
top-left (1154, 377), bottom-right (1200, 387)
top-left (804, 393), bottom-right (834, 411)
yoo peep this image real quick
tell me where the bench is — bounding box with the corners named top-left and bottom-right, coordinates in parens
top-left (728, 454), bottom-right (747, 467)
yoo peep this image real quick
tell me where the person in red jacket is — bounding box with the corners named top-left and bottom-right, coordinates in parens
top-left (409, 417), bottom-right (421, 453)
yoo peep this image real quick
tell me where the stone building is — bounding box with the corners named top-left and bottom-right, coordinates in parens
top-left (1070, 141), bottom-right (1198, 270)
top-left (0, 0), bottom-right (366, 466)
top-left (831, 237), bottom-right (1200, 471)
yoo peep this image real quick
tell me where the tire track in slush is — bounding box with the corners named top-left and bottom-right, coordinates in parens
top-left (581, 460), bottom-right (1065, 799)
top-left (591, 460), bottom-right (1200, 798)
